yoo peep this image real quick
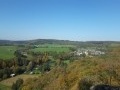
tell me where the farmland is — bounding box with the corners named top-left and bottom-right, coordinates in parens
top-left (31, 47), bottom-right (70, 53)
top-left (30, 44), bottom-right (74, 53)
top-left (0, 44), bottom-right (75, 60)
top-left (37, 44), bottom-right (74, 48)
top-left (0, 46), bottom-right (17, 60)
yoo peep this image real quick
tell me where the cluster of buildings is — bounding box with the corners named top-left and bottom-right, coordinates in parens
top-left (74, 48), bottom-right (105, 57)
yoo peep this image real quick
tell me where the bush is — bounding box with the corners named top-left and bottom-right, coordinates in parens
top-left (2, 74), bottom-right (7, 79)
top-left (12, 78), bottom-right (23, 90)
top-left (78, 78), bottom-right (93, 90)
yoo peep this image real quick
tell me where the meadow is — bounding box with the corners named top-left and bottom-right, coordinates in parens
top-left (37, 44), bottom-right (74, 48)
top-left (0, 46), bottom-right (17, 60)
top-left (0, 44), bottom-right (74, 60)
top-left (30, 44), bottom-right (74, 53)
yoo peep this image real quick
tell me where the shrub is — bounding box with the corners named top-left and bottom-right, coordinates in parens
top-left (12, 78), bottom-right (23, 90)
top-left (78, 78), bottom-right (93, 90)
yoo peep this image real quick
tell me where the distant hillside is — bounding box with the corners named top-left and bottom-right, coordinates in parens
top-left (0, 39), bottom-right (79, 45)
top-left (0, 40), bottom-right (13, 45)
top-left (0, 40), bottom-right (28, 45)
top-left (0, 39), bottom-right (120, 46)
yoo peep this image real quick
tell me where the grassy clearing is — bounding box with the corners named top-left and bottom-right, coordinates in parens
top-left (31, 44), bottom-right (74, 53)
top-left (0, 74), bottom-right (39, 87)
top-left (0, 46), bottom-right (17, 60)
top-left (0, 84), bottom-right (11, 90)
top-left (31, 47), bottom-right (70, 53)
top-left (37, 44), bottom-right (75, 48)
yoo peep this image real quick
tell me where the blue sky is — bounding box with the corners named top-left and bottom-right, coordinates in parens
top-left (0, 0), bottom-right (120, 41)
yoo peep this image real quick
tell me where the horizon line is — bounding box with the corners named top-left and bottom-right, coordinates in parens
top-left (0, 38), bottom-right (120, 42)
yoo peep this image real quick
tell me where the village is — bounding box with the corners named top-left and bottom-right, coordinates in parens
top-left (74, 48), bottom-right (105, 57)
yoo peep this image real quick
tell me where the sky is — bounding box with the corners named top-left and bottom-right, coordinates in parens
top-left (0, 0), bottom-right (120, 41)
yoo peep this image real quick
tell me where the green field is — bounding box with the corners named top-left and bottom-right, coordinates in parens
top-left (0, 84), bottom-right (10, 90)
top-left (31, 44), bottom-right (74, 53)
top-left (0, 44), bottom-right (74, 59)
top-left (37, 44), bottom-right (74, 48)
top-left (31, 47), bottom-right (70, 53)
top-left (0, 46), bottom-right (17, 60)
